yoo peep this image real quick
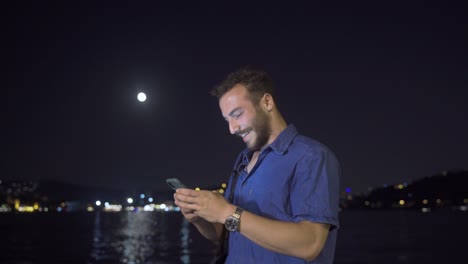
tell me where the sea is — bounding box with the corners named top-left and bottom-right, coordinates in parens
top-left (1, 210), bottom-right (467, 264)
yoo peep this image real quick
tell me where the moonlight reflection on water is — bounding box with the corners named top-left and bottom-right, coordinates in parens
top-left (89, 211), bottom-right (196, 264)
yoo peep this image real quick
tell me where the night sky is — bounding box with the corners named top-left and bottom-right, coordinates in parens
top-left (3, 1), bottom-right (467, 193)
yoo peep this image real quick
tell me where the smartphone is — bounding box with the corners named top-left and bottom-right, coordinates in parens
top-left (166, 178), bottom-right (187, 190)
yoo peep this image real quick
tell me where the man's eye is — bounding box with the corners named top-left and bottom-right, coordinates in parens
top-left (234, 112), bottom-right (242, 119)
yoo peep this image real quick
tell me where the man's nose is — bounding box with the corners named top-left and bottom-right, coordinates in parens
top-left (229, 119), bottom-right (240, 135)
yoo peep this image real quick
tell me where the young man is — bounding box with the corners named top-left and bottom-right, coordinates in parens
top-left (174, 68), bottom-right (340, 263)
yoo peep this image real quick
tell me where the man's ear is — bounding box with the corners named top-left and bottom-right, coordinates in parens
top-left (261, 93), bottom-right (274, 112)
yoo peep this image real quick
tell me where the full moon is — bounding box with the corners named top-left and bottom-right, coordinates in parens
top-left (137, 92), bottom-right (147, 102)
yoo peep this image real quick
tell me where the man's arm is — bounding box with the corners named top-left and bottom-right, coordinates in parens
top-left (175, 190), bottom-right (330, 262)
top-left (192, 218), bottom-right (224, 242)
top-left (234, 207), bottom-right (330, 261)
top-left (175, 195), bottom-right (224, 242)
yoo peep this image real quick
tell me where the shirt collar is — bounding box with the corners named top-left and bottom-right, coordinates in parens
top-left (241, 124), bottom-right (298, 157)
top-left (269, 124), bottom-right (298, 154)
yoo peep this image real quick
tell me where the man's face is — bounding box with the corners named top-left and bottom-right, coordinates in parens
top-left (219, 84), bottom-right (271, 151)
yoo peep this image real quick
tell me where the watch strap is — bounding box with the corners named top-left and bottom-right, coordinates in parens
top-left (233, 207), bottom-right (243, 220)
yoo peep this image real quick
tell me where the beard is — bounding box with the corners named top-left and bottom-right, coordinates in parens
top-left (247, 107), bottom-right (271, 151)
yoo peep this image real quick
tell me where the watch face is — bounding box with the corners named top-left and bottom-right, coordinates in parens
top-left (225, 216), bottom-right (239, 231)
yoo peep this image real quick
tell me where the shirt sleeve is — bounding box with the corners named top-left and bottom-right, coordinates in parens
top-left (290, 146), bottom-right (340, 230)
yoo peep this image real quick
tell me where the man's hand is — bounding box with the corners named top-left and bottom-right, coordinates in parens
top-left (179, 207), bottom-right (200, 223)
top-left (174, 188), bottom-right (235, 224)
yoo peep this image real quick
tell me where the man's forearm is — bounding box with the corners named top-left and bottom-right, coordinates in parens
top-left (193, 219), bottom-right (224, 242)
top-left (237, 210), bottom-right (330, 261)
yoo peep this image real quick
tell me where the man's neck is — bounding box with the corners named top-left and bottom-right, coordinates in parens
top-left (266, 115), bottom-right (288, 147)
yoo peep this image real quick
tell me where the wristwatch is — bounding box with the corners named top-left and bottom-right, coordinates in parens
top-left (224, 207), bottom-right (243, 232)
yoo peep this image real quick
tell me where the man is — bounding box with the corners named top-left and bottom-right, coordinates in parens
top-left (174, 68), bottom-right (340, 263)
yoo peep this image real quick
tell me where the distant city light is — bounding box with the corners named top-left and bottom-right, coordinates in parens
top-left (422, 199), bottom-right (428, 205)
top-left (137, 92), bottom-right (147, 102)
top-left (140, 194), bottom-right (145, 199)
top-left (399, 200), bottom-right (405, 206)
top-left (104, 204), bottom-right (122, 212)
top-left (160, 204), bottom-right (166, 209)
top-left (148, 197), bottom-right (154, 203)
top-left (221, 183), bottom-right (227, 188)
top-left (421, 207), bottom-right (431, 213)
top-left (105, 202), bottom-right (110, 207)
top-left (95, 200), bottom-right (101, 206)
top-left (195, 187), bottom-right (201, 191)
top-left (0, 205), bottom-right (11, 213)
top-left (345, 187), bottom-right (351, 193)
top-left (143, 205), bottom-right (153, 211)
top-left (18, 206), bottom-right (35, 212)
top-left (127, 198), bottom-right (133, 204)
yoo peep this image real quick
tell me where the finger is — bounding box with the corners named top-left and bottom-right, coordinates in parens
top-left (181, 209), bottom-right (196, 216)
top-left (181, 208), bottom-right (195, 214)
top-left (175, 199), bottom-right (198, 211)
top-left (176, 188), bottom-right (201, 197)
top-left (175, 193), bottom-right (199, 204)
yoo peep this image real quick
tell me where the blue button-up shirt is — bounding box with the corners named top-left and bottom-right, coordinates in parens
top-left (225, 124), bottom-right (340, 264)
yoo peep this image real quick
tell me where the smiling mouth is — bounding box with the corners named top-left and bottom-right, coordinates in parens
top-left (240, 131), bottom-right (250, 139)
top-left (237, 129), bottom-right (252, 139)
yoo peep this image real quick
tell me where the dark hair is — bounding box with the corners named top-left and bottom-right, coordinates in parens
top-left (210, 67), bottom-right (275, 103)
